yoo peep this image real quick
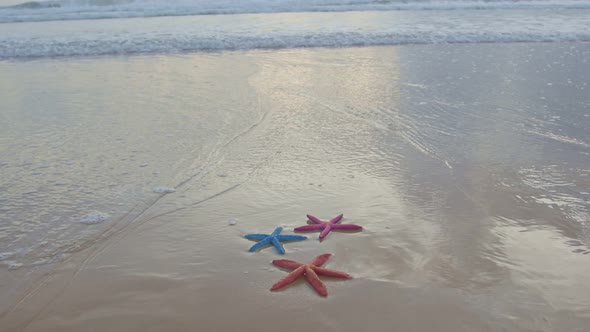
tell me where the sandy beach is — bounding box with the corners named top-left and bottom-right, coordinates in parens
top-left (1, 43), bottom-right (590, 331)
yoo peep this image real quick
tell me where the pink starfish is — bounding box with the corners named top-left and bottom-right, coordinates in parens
top-left (294, 214), bottom-right (362, 241)
top-left (271, 253), bottom-right (352, 297)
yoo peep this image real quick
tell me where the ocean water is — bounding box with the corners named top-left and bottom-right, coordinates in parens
top-left (1, 0), bottom-right (589, 280)
top-left (1, 0), bottom-right (590, 57)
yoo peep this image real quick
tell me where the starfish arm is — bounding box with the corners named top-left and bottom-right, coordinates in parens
top-left (329, 214), bottom-right (344, 224)
top-left (271, 265), bottom-right (306, 291)
top-left (306, 214), bottom-right (323, 224)
top-left (310, 253), bottom-right (332, 267)
top-left (272, 259), bottom-right (303, 270)
top-left (305, 266), bottom-right (328, 297)
top-left (331, 224), bottom-right (363, 230)
top-left (244, 234), bottom-right (269, 240)
top-left (312, 266), bottom-right (353, 279)
top-left (276, 234), bottom-right (307, 241)
top-left (294, 224), bottom-right (325, 232)
top-left (319, 224), bottom-right (333, 241)
top-left (271, 237), bottom-right (286, 255)
top-left (248, 237), bottom-right (271, 252)
top-left (271, 227), bottom-right (283, 237)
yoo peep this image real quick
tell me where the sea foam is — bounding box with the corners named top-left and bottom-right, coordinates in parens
top-left (2, 7), bottom-right (590, 59)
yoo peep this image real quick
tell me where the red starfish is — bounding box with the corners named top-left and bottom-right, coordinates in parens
top-left (271, 253), bottom-right (352, 297)
top-left (294, 214), bottom-right (362, 241)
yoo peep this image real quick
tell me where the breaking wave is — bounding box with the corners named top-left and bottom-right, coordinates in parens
top-left (2, 0), bottom-right (590, 23)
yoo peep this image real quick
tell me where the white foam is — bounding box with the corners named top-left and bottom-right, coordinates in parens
top-left (152, 186), bottom-right (176, 194)
top-left (79, 211), bottom-right (110, 224)
top-left (2, 20), bottom-right (590, 59)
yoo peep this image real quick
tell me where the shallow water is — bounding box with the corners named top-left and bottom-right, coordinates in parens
top-left (1, 43), bottom-right (589, 330)
top-left (0, 53), bottom-right (264, 268)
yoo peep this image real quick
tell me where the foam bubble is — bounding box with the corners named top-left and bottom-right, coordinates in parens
top-left (80, 211), bottom-right (110, 225)
top-left (152, 187), bottom-right (176, 194)
top-left (8, 263), bottom-right (23, 270)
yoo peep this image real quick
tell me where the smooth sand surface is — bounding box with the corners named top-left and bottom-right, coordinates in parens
top-left (1, 43), bottom-right (589, 331)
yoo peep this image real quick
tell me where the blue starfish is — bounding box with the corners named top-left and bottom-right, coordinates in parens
top-left (244, 227), bottom-right (307, 255)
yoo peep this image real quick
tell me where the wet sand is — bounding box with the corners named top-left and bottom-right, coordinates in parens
top-left (1, 43), bottom-right (590, 331)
